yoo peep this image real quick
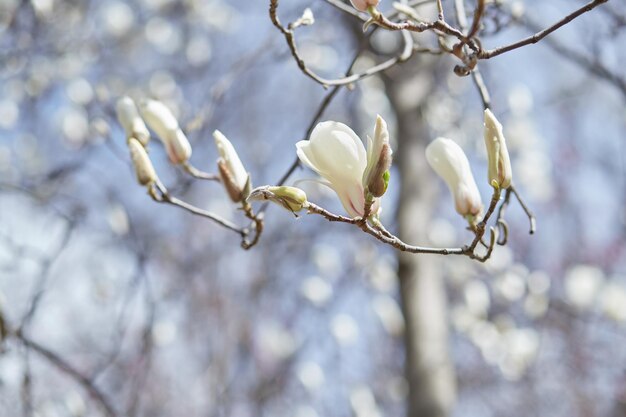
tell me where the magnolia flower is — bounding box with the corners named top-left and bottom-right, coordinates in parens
top-left (425, 137), bottom-right (483, 223)
top-left (213, 130), bottom-right (249, 202)
top-left (116, 96), bottom-right (150, 146)
top-left (128, 138), bottom-right (157, 186)
top-left (247, 186), bottom-right (308, 214)
top-left (139, 99), bottom-right (192, 164)
top-left (362, 115), bottom-right (392, 198)
top-left (350, 0), bottom-right (380, 12)
top-left (296, 120), bottom-right (383, 218)
top-left (484, 109), bottom-right (512, 189)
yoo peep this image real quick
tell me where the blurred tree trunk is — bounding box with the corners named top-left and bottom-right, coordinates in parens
top-left (385, 70), bottom-right (457, 417)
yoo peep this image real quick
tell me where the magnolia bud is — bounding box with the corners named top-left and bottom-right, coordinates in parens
top-left (484, 109), bottom-right (512, 190)
top-left (213, 130), bottom-right (250, 202)
top-left (116, 96), bottom-right (150, 146)
top-left (167, 129), bottom-right (193, 165)
top-left (350, 0), bottom-right (380, 12)
top-left (291, 8), bottom-right (314, 28)
top-left (247, 186), bottom-right (308, 214)
top-left (128, 138), bottom-right (157, 186)
top-left (363, 115), bottom-right (393, 198)
top-left (426, 137), bottom-right (483, 223)
top-left (217, 160), bottom-right (242, 202)
top-left (139, 99), bottom-right (192, 164)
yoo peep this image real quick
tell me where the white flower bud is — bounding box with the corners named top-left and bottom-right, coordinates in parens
top-left (300, 8), bottom-right (315, 25)
top-left (213, 130), bottom-right (250, 202)
top-left (139, 99), bottom-right (192, 164)
top-left (116, 96), bottom-right (150, 146)
top-left (128, 138), bottom-right (157, 186)
top-left (291, 8), bottom-right (315, 28)
top-left (362, 115), bottom-right (392, 198)
top-left (247, 186), bottom-right (308, 214)
top-left (426, 137), bottom-right (483, 223)
top-left (484, 109), bottom-right (512, 189)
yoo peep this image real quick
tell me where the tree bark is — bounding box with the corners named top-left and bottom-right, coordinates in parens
top-left (385, 72), bottom-right (457, 417)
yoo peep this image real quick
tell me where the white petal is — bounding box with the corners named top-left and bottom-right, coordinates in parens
top-left (139, 99), bottom-right (179, 144)
top-left (213, 130), bottom-right (248, 190)
top-left (426, 137), bottom-right (482, 217)
top-left (306, 121), bottom-right (367, 183)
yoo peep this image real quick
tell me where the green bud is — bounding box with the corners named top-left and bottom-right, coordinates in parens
top-left (247, 186), bottom-right (308, 215)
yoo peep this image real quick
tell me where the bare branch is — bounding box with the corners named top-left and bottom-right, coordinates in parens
top-left (269, 0), bottom-right (414, 87)
top-left (478, 0), bottom-right (609, 59)
top-left (13, 331), bottom-right (118, 417)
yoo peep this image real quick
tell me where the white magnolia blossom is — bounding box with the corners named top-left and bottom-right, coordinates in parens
top-left (139, 99), bottom-right (192, 164)
top-left (116, 96), bottom-right (150, 146)
top-left (484, 109), bottom-right (512, 189)
top-left (213, 130), bottom-right (249, 202)
top-left (425, 137), bottom-right (483, 222)
top-left (296, 120), bottom-right (382, 218)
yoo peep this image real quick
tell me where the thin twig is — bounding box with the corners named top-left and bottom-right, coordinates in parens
top-left (510, 185), bottom-right (536, 234)
top-left (241, 204), bottom-right (264, 250)
top-left (468, 188), bottom-right (501, 252)
top-left (367, 7), bottom-right (478, 52)
top-left (150, 182), bottom-right (244, 235)
top-left (521, 16), bottom-right (626, 99)
top-left (478, 0), bottom-right (609, 59)
top-left (269, 0), bottom-right (414, 87)
top-left (436, 0), bottom-right (444, 21)
top-left (466, 0), bottom-right (485, 39)
top-left (470, 67), bottom-right (491, 109)
top-left (182, 162), bottom-right (220, 181)
top-left (305, 203), bottom-right (501, 259)
top-left (13, 331), bottom-right (118, 417)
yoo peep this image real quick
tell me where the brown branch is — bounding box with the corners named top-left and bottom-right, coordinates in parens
top-left (470, 67), bottom-right (491, 109)
top-left (149, 182), bottom-right (245, 236)
top-left (478, 0), bottom-right (609, 59)
top-left (510, 185), bottom-right (536, 235)
top-left (367, 7), bottom-right (477, 51)
top-left (269, 0), bottom-right (414, 87)
top-left (181, 162), bottom-right (220, 181)
top-left (466, 0), bottom-right (485, 39)
top-left (305, 202), bottom-right (501, 260)
top-left (521, 16), bottom-right (626, 99)
top-left (241, 204), bottom-right (264, 250)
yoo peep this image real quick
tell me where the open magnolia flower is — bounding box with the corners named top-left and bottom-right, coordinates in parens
top-left (296, 118), bottom-right (388, 218)
top-left (426, 137), bottom-right (483, 224)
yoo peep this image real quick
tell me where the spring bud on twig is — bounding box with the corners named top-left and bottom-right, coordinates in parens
top-left (139, 99), bottom-right (192, 165)
top-left (128, 138), bottom-right (157, 186)
top-left (214, 130), bottom-right (250, 203)
top-left (426, 137), bottom-right (483, 224)
top-left (484, 109), bottom-right (512, 190)
top-left (362, 115), bottom-right (392, 198)
top-left (116, 96), bottom-right (150, 146)
top-left (247, 186), bottom-right (308, 214)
